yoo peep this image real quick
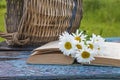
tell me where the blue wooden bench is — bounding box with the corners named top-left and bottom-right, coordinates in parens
top-left (0, 37), bottom-right (120, 80)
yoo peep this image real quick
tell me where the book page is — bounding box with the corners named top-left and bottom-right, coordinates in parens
top-left (32, 41), bottom-right (120, 60)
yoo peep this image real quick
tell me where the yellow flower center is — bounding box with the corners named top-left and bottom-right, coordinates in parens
top-left (76, 44), bottom-right (82, 49)
top-left (81, 51), bottom-right (90, 59)
top-left (64, 42), bottom-right (72, 50)
top-left (88, 44), bottom-right (94, 50)
top-left (98, 47), bottom-right (100, 50)
top-left (96, 39), bottom-right (99, 41)
top-left (75, 36), bottom-right (81, 42)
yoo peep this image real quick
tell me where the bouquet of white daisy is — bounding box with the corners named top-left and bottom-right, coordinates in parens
top-left (59, 29), bottom-right (106, 64)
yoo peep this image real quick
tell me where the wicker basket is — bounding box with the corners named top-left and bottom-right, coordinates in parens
top-left (0, 0), bottom-right (83, 46)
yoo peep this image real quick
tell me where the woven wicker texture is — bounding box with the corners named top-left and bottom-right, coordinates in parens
top-left (0, 0), bottom-right (83, 46)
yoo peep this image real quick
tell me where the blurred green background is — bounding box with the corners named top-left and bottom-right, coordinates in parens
top-left (0, 0), bottom-right (120, 42)
top-left (0, 0), bottom-right (6, 41)
top-left (81, 0), bottom-right (120, 37)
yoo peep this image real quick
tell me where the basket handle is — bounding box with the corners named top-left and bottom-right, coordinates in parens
top-left (0, 31), bottom-right (30, 45)
top-left (0, 31), bottom-right (13, 40)
top-left (67, 0), bottom-right (78, 33)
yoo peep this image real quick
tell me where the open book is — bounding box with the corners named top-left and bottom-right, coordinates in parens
top-left (27, 41), bottom-right (120, 67)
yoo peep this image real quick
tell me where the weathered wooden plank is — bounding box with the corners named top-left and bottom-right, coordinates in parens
top-left (0, 51), bottom-right (31, 61)
top-left (0, 42), bottom-right (43, 51)
top-left (105, 37), bottom-right (120, 43)
top-left (0, 57), bottom-right (120, 79)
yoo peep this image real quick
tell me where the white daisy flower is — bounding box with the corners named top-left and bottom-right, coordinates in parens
top-left (75, 41), bottom-right (85, 50)
top-left (94, 42), bottom-right (106, 55)
top-left (88, 34), bottom-right (106, 55)
top-left (59, 32), bottom-right (71, 41)
top-left (59, 32), bottom-right (77, 56)
top-left (75, 48), bottom-right (95, 64)
top-left (90, 33), bottom-right (105, 43)
top-left (86, 40), bottom-right (98, 55)
top-left (72, 30), bottom-right (87, 42)
top-left (72, 30), bottom-right (83, 37)
top-left (71, 42), bottom-right (86, 58)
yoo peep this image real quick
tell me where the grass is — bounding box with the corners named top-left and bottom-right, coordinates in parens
top-left (0, 0), bottom-right (120, 42)
top-left (80, 0), bottom-right (120, 37)
top-left (0, 0), bottom-right (6, 31)
top-left (0, 0), bottom-right (6, 41)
